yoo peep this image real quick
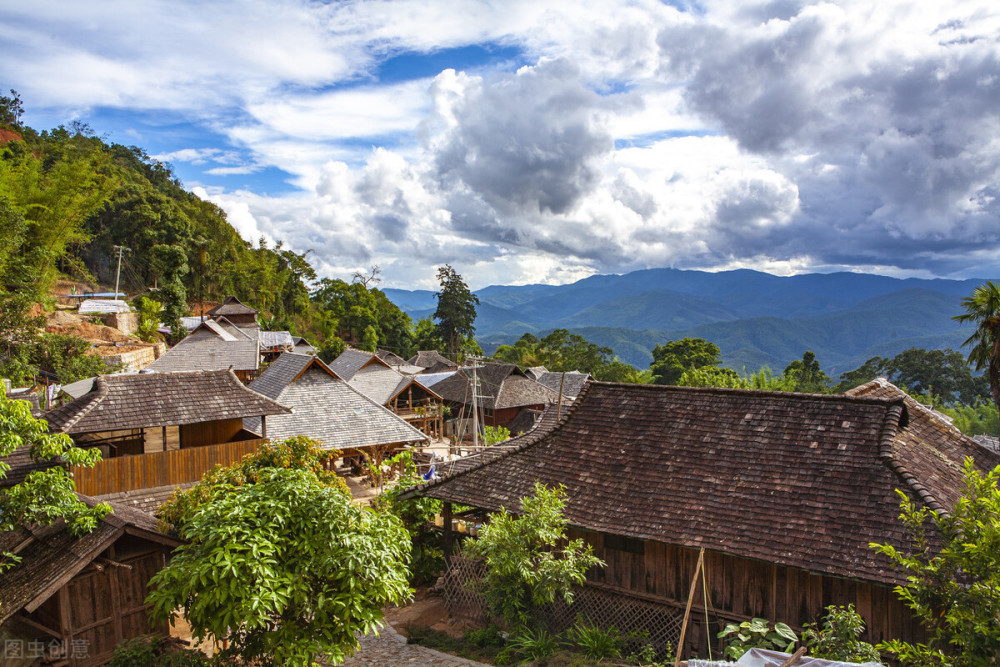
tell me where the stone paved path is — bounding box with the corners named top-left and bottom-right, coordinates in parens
top-left (338, 625), bottom-right (492, 667)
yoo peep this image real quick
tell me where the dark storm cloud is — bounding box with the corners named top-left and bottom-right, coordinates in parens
top-left (656, 4), bottom-right (1000, 275)
top-left (434, 58), bottom-right (614, 217)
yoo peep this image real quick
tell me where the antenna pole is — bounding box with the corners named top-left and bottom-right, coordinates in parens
top-left (112, 245), bottom-right (129, 301)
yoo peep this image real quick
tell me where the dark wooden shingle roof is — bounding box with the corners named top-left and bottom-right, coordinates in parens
top-left (433, 362), bottom-right (560, 410)
top-left (206, 296), bottom-right (257, 317)
top-left (44, 370), bottom-right (290, 435)
top-left (411, 381), bottom-right (992, 585)
top-left (408, 350), bottom-right (455, 369)
top-left (0, 497), bottom-right (178, 625)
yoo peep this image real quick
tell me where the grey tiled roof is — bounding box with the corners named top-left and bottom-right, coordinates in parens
top-left (376, 349), bottom-right (407, 366)
top-left (146, 325), bottom-right (260, 373)
top-left (346, 364), bottom-right (443, 406)
top-left (259, 330), bottom-right (294, 349)
top-left (534, 371), bottom-right (591, 398)
top-left (328, 348), bottom-right (389, 381)
top-left (245, 354), bottom-right (428, 450)
top-left (44, 369), bottom-right (291, 435)
top-left (292, 337), bottom-right (316, 354)
top-left (95, 482), bottom-right (197, 516)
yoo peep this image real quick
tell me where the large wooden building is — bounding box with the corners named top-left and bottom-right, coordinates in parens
top-left (0, 500), bottom-right (179, 667)
top-left (409, 379), bottom-right (1000, 657)
top-left (31, 370), bottom-right (290, 498)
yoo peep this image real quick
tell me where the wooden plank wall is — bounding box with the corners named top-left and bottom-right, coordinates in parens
top-left (59, 550), bottom-right (168, 667)
top-left (71, 438), bottom-right (267, 496)
top-left (569, 529), bottom-right (921, 658)
top-left (180, 418), bottom-right (244, 448)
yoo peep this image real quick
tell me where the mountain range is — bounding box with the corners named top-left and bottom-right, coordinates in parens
top-left (383, 268), bottom-right (987, 375)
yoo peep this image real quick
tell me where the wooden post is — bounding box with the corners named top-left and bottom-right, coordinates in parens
top-left (261, 415), bottom-right (267, 438)
top-left (162, 426), bottom-right (167, 452)
top-left (675, 547), bottom-right (705, 666)
top-left (443, 502), bottom-right (454, 561)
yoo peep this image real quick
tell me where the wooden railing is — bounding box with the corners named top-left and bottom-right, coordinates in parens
top-left (71, 438), bottom-right (268, 496)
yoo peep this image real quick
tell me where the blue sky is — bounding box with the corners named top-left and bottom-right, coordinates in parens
top-left (2, 0), bottom-right (1000, 289)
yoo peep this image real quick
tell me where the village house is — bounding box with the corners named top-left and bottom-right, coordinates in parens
top-left (407, 379), bottom-right (1000, 657)
top-left (243, 352), bottom-right (429, 461)
top-left (329, 348), bottom-right (446, 437)
top-left (0, 499), bottom-right (179, 667)
top-left (7, 370), bottom-right (291, 505)
top-left (430, 361), bottom-right (561, 431)
top-left (146, 318), bottom-right (261, 383)
top-left (407, 350), bottom-right (458, 375)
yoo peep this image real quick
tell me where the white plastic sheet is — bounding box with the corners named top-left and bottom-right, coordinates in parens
top-left (689, 648), bottom-right (882, 667)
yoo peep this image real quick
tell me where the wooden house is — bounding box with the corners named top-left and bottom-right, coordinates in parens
top-left (407, 350), bottom-right (457, 375)
top-left (0, 500), bottom-right (179, 667)
top-left (244, 352), bottom-right (429, 460)
top-left (330, 349), bottom-right (446, 437)
top-left (431, 362), bottom-right (561, 429)
top-left (407, 380), bottom-right (1000, 656)
top-left (20, 370), bottom-right (291, 498)
top-left (204, 296), bottom-right (258, 327)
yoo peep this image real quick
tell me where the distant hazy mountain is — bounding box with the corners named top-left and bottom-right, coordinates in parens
top-left (384, 269), bottom-right (986, 375)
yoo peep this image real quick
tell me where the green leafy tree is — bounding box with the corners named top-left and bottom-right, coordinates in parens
top-left (836, 349), bottom-right (987, 405)
top-left (134, 296), bottom-right (162, 342)
top-left (783, 351), bottom-right (831, 393)
top-left (483, 425), bottom-right (510, 446)
top-left (1, 386), bottom-right (109, 572)
top-left (434, 265), bottom-right (479, 360)
top-left (150, 244), bottom-right (189, 338)
top-left (149, 439), bottom-right (410, 667)
top-left (650, 337), bottom-right (722, 385)
top-left (412, 316), bottom-right (445, 356)
top-left (0, 89), bottom-right (24, 129)
top-left (954, 281), bottom-right (1000, 415)
top-left (464, 483), bottom-right (604, 630)
top-left (871, 459), bottom-right (1000, 666)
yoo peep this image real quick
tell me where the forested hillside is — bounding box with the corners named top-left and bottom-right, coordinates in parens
top-left (0, 94), bottom-right (420, 380)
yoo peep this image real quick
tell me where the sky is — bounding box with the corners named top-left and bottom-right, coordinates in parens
top-left (2, 0), bottom-right (1000, 290)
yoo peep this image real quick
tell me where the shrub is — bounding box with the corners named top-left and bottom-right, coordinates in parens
top-left (566, 620), bottom-right (624, 661)
top-left (505, 627), bottom-right (560, 663)
top-left (464, 483), bottom-right (604, 630)
top-left (718, 617), bottom-right (798, 660)
top-left (802, 604), bottom-right (880, 663)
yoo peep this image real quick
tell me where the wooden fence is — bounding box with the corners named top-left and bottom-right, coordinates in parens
top-left (71, 438), bottom-right (268, 496)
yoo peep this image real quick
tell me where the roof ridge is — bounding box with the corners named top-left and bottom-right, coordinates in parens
top-left (595, 380), bottom-right (908, 405)
top-left (53, 375), bottom-right (110, 434)
top-left (227, 369), bottom-right (293, 415)
top-left (877, 401), bottom-right (949, 518)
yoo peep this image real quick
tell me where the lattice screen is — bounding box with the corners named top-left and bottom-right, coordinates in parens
top-left (443, 554), bottom-right (684, 659)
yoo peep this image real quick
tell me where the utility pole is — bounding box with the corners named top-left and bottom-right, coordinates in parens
top-left (468, 355), bottom-right (483, 451)
top-left (112, 245), bottom-right (130, 301)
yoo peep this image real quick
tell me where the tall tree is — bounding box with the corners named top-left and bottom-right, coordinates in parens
top-left (783, 350), bottom-right (831, 393)
top-left (954, 281), bottom-right (1000, 416)
top-left (433, 265), bottom-right (479, 360)
top-left (650, 337), bottom-right (722, 385)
